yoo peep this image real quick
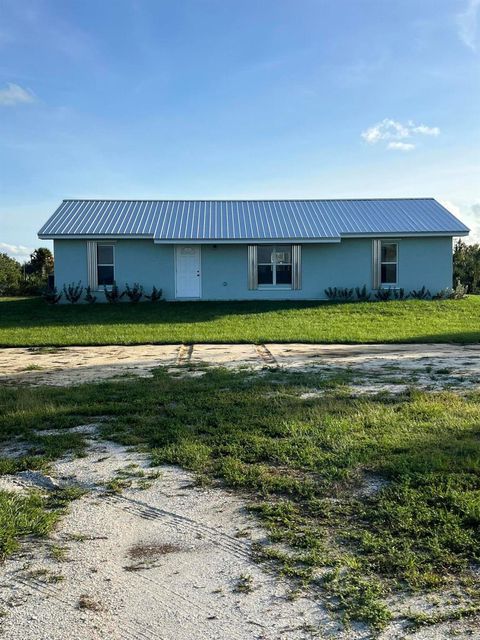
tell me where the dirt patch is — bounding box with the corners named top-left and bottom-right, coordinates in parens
top-left (0, 440), bottom-right (340, 640)
top-left (1, 343), bottom-right (479, 393)
top-left (128, 541), bottom-right (184, 559)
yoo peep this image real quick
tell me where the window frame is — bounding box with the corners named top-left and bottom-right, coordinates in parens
top-left (257, 244), bottom-right (293, 289)
top-left (380, 241), bottom-right (398, 287)
top-left (96, 243), bottom-right (115, 289)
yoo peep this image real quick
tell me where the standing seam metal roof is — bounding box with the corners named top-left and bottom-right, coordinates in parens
top-left (38, 199), bottom-right (469, 240)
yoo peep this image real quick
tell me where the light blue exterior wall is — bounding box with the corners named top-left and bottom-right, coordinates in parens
top-left (54, 236), bottom-right (453, 301)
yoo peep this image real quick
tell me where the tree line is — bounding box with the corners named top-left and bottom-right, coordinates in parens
top-left (0, 247), bottom-right (54, 296)
top-left (453, 240), bottom-right (480, 294)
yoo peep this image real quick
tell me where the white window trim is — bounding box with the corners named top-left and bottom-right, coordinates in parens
top-left (257, 244), bottom-right (293, 288)
top-left (87, 241), bottom-right (116, 290)
top-left (248, 244), bottom-right (301, 290)
top-left (380, 241), bottom-right (398, 287)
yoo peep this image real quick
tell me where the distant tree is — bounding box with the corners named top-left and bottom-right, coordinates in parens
top-left (453, 240), bottom-right (480, 294)
top-left (0, 253), bottom-right (22, 295)
top-left (25, 247), bottom-right (54, 277)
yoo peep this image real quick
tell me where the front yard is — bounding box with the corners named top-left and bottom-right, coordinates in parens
top-left (0, 367), bottom-right (479, 636)
top-left (0, 296), bottom-right (479, 346)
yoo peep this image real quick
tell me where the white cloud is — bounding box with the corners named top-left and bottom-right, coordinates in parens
top-left (0, 242), bottom-right (33, 263)
top-left (438, 200), bottom-right (480, 244)
top-left (387, 142), bottom-right (415, 152)
top-left (411, 124), bottom-right (440, 136)
top-left (361, 118), bottom-right (440, 151)
top-left (361, 119), bottom-right (409, 144)
top-left (457, 0), bottom-right (480, 51)
top-left (0, 82), bottom-right (35, 106)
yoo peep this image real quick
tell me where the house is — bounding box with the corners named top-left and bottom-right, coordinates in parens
top-left (38, 198), bottom-right (469, 301)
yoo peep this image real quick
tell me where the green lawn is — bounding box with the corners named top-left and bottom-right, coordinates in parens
top-left (1, 369), bottom-right (479, 631)
top-left (0, 296), bottom-right (479, 346)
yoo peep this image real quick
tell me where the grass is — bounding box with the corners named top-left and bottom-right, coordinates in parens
top-left (0, 296), bottom-right (479, 346)
top-left (0, 368), bottom-right (479, 632)
top-left (0, 491), bottom-right (60, 560)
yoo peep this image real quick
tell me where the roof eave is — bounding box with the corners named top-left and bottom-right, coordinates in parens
top-left (340, 230), bottom-right (470, 238)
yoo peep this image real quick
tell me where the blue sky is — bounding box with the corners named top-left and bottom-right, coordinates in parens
top-left (1, 0), bottom-right (479, 260)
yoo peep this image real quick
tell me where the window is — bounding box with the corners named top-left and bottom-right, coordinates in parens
top-left (380, 242), bottom-right (397, 285)
top-left (257, 245), bottom-right (292, 287)
top-left (97, 244), bottom-right (114, 286)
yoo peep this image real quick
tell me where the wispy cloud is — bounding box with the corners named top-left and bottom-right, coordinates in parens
top-left (387, 142), bottom-right (415, 152)
top-left (0, 82), bottom-right (35, 106)
top-left (0, 242), bottom-right (33, 263)
top-left (457, 0), bottom-right (480, 51)
top-left (361, 118), bottom-right (440, 151)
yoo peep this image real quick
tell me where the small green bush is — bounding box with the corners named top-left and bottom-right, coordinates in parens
top-left (410, 286), bottom-right (431, 300)
top-left (374, 288), bottom-right (392, 301)
top-left (355, 285), bottom-right (370, 301)
top-left (43, 286), bottom-right (62, 304)
top-left (63, 281), bottom-right (84, 304)
top-left (104, 283), bottom-right (123, 303)
top-left (124, 283), bottom-right (144, 303)
top-left (84, 286), bottom-right (97, 304)
top-left (145, 286), bottom-right (163, 302)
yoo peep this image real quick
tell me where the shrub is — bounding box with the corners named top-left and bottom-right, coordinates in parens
top-left (452, 279), bottom-right (468, 299)
top-left (144, 286), bottom-right (163, 302)
top-left (337, 288), bottom-right (354, 302)
top-left (18, 276), bottom-right (46, 296)
top-left (84, 286), bottom-right (97, 304)
top-left (104, 283), bottom-right (123, 303)
top-left (43, 286), bottom-right (62, 304)
top-left (324, 287), bottom-right (354, 302)
top-left (0, 253), bottom-right (21, 295)
top-left (355, 285), bottom-right (370, 302)
top-left (410, 286), bottom-right (431, 300)
top-left (393, 288), bottom-right (408, 300)
top-left (63, 281), bottom-right (84, 304)
top-left (433, 280), bottom-right (468, 300)
top-left (453, 240), bottom-right (480, 294)
top-left (124, 282), bottom-right (143, 303)
top-left (374, 288), bottom-right (392, 301)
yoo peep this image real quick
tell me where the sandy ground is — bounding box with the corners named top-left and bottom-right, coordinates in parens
top-left (0, 432), bottom-right (477, 640)
top-left (0, 436), bottom-right (347, 640)
top-left (0, 345), bottom-right (479, 638)
top-left (0, 343), bottom-right (479, 392)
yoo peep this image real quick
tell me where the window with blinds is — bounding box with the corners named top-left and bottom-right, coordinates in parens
top-left (248, 245), bottom-right (301, 290)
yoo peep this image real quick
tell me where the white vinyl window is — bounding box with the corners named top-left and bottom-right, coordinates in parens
top-left (97, 244), bottom-right (115, 286)
top-left (380, 242), bottom-right (398, 285)
top-left (257, 245), bottom-right (292, 287)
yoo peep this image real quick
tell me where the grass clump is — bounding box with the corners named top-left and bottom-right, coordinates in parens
top-left (323, 569), bottom-right (392, 631)
top-left (0, 490), bottom-right (60, 560)
top-left (233, 573), bottom-right (255, 593)
top-left (406, 604), bottom-right (480, 629)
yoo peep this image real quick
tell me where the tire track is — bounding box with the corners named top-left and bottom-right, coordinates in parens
top-left (120, 569), bottom-right (248, 640)
top-left (255, 344), bottom-right (277, 366)
top-left (12, 576), bottom-right (163, 640)
top-left (176, 344), bottom-right (193, 366)
top-left (104, 493), bottom-right (252, 561)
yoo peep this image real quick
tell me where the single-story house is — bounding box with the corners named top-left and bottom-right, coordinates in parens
top-left (38, 198), bottom-right (469, 301)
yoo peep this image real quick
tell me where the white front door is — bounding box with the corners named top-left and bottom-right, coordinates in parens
top-left (175, 246), bottom-right (201, 298)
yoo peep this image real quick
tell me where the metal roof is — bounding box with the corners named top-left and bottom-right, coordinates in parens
top-left (38, 199), bottom-right (469, 242)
